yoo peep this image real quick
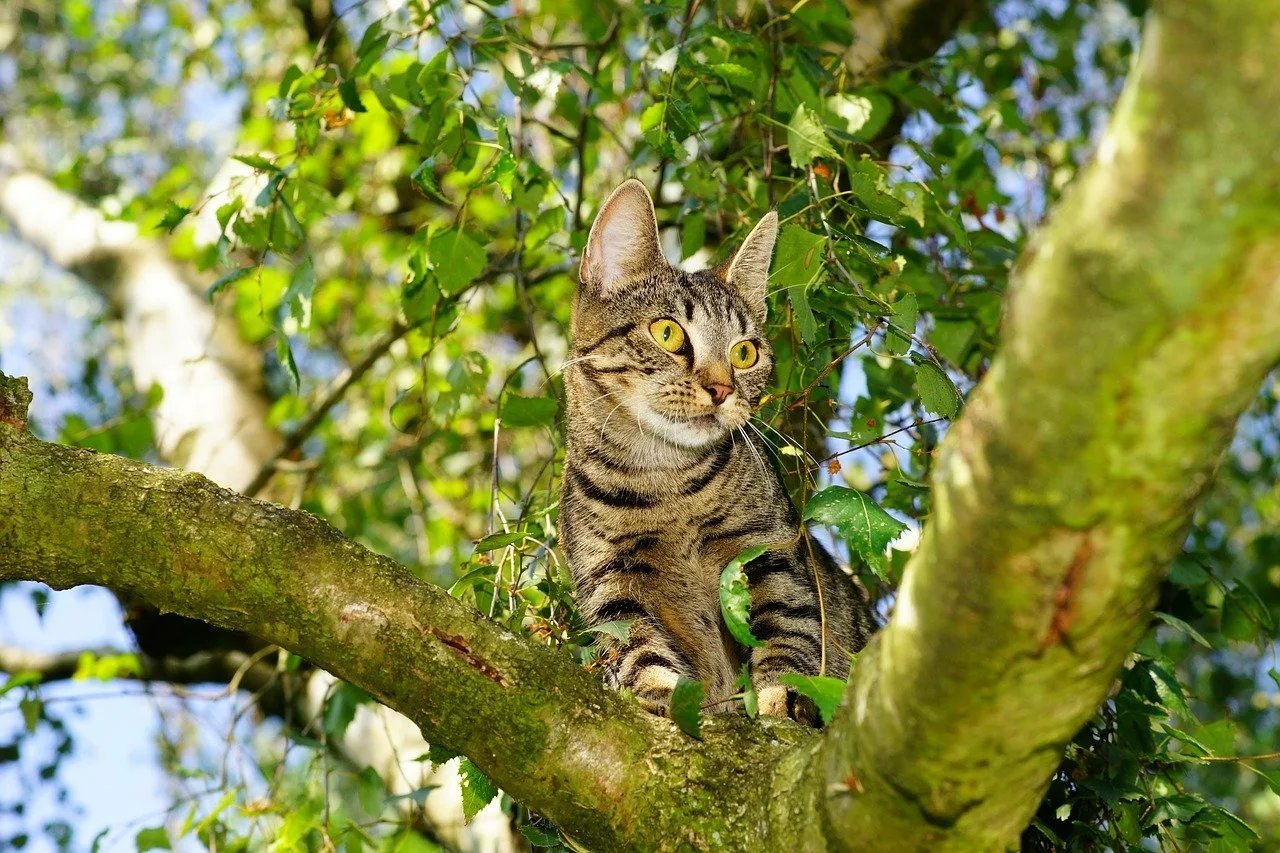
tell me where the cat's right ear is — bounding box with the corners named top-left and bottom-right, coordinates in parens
top-left (579, 179), bottom-right (664, 298)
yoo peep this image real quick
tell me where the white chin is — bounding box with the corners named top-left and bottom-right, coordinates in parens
top-left (636, 408), bottom-right (724, 448)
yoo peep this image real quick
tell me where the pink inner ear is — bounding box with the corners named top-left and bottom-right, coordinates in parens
top-left (584, 182), bottom-right (663, 293)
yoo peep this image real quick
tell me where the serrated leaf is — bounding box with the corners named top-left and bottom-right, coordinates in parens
top-left (429, 229), bottom-right (488, 294)
top-left (914, 360), bottom-right (961, 418)
top-left (231, 153), bottom-right (279, 172)
top-left (411, 158), bottom-right (448, 202)
top-left (670, 677), bottom-right (704, 739)
top-left (501, 394), bottom-right (557, 428)
top-left (474, 524), bottom-right (544, 552)
top-left (458, 758), bottom-right (498, 823)
top-left (778, 673), bottom-right (846, 725)
top-left (787, 104), bottom-right (836, 165)
top-left (206, 266), bottom-right (254, 301)
top-left (772, 226), bottom-right (826, 290)
top-left (157, 202), bottom-right (190, 233)
top-left (804, 487), bottom-right (907, 564)
top-left (520, 823), bottom-right (561, 848)
top-left (1147, 658), bottom-right (1193, 720)
top-left (587, 619), bottom-right (633, 643)
top-left (885, 293), bottom-right (917, 355)
top-left (719, 546), bottom-right (767, 649)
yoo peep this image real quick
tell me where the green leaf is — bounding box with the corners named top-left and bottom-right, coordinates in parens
top-left (1146, 659), bottom-right (1193, 720)
top-left (157, 202), bottom-right (190, 233)
top-left (772, 226), bottom-right (826, 289)
top-left (275, 335), bottom-right (300, 391)
top-left (787, 103), bottom-right (836, 165)
top-left (206, 266), bottom-right (254, 301)
top-left (410, 158), bottom-right (448, 203)
top-left (0, 671), bottom-right (41, 698)
top-left (231, 153), bottom-right (279, 172)
top-left (719, 545), bottom-right (767, 649)
top-left (19, 696), bottom-right (40, 733)
top-left (458, 758), bottom-right (498, 823)
top-left (670, 677), bottom-right (704, 739)
top-left (1154, 611), bottom-right (1213, 648)
top-left (429, 229), bottom-right (488, 294)
top-left (338, 77), bottom-right (366, 113)
top-left (790, 281), bottom-right (818, 344)
top-left (913, 360), bottom-right (961, 418)
top-left (586, 620), bottom-right (633, 643)
top-left (1193, 719), bottom-right (1236, 757)
top-left (501, 394), bottom-right (557, 428)
top-left (885, 293), bottom-right (917, 355)
top-left (474, 524), bottom-right (544, 552)
top-left (387, 785), bottom-right (439, 805)
top-left (778, 673), bottom-right (846, 725)
top-left (283, 257), bottom-right (315, 332)
top-left (826, 91), bottom-right (892, 140)
top-left (135, 826), bottom-right (171, 851)
top-left (640, 101), bottom-right (666, 133)
top-left (323, 682), bottom-right (372, 741)
top-left (356, 765), bottom-right (384, 815)
top-left (804, 486), bottom-right (907, 564)
top-left (520, 823), bottom-right (561, 848)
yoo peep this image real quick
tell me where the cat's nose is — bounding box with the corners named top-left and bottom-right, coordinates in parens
top-left (704, 383), bottom-right (733, 406)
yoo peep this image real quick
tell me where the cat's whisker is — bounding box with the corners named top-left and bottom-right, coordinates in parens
top-left (753, 418), bottom-right (817, 464)
top-left (544, 353), bottom-right (609, 386)
top-left (738, 425), bottom-right (767, 478)
top-left (744, 420), bottom-right (785, 464)
top-left (600, 401), bottom-right (626, 442)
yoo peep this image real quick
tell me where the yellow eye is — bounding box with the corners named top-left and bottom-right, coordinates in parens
top-left (730, 340), bottom-right (759, 369)
top-left (649, 319), bottom-right (686, 353)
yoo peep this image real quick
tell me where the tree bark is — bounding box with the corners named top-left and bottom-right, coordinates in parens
top-left (818, 2), bottom-right (1280, 848)
top-left (7, 1), bottom-right (1277, 849)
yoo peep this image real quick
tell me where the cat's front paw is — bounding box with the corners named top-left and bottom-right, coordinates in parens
top-left (757, 685), bottom-right (819, 726)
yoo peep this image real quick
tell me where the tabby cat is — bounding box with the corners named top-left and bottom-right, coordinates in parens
top-left (560, 179), bottom-right (873, 722)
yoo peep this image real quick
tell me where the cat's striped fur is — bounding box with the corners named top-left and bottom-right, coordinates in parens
top-left (561, 179), bottom-right (874, 722)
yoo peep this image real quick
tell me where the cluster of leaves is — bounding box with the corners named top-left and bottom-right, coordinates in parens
top-left (2, 0), bottom-right (1278, 849)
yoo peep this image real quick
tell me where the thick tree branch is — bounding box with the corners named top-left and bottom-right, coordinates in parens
top-left (820, 2), bottom-right (1280, 848)
top-left (0, 392), bottom-right (806, 850)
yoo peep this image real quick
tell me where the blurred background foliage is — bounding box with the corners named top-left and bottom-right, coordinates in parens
top-left (0, 0), bottom-right (1276, 849)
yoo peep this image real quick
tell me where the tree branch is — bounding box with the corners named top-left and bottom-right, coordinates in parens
top-left (0, 393), bottom-right (806, 849)
top-left (820, 2), bottom-right (1280, 847)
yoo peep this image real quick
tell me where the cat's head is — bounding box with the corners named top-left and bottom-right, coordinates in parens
top-left (570, 179), bottom-right (777, 450)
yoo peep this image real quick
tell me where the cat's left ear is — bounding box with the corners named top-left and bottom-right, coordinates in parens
top-left (719, 211), bottom-right (778, 320)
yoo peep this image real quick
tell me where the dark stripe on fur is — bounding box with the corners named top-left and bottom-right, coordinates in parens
top-left (579, 322), bottom-right (636, 354)
top-left (570, 467), bottom-right (658, 509)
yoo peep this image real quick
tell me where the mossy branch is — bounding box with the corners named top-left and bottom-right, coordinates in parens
top-left (0, 400), bottom-right (811, 850)
top-left (821, 2), bottom-right (1280, 848)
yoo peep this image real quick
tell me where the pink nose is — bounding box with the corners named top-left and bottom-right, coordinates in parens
top-left (705, 383), bottom-right (733, 406)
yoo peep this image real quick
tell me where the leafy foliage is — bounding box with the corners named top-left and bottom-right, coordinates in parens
top-left (0, 0), bottom-right (1276, 849)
